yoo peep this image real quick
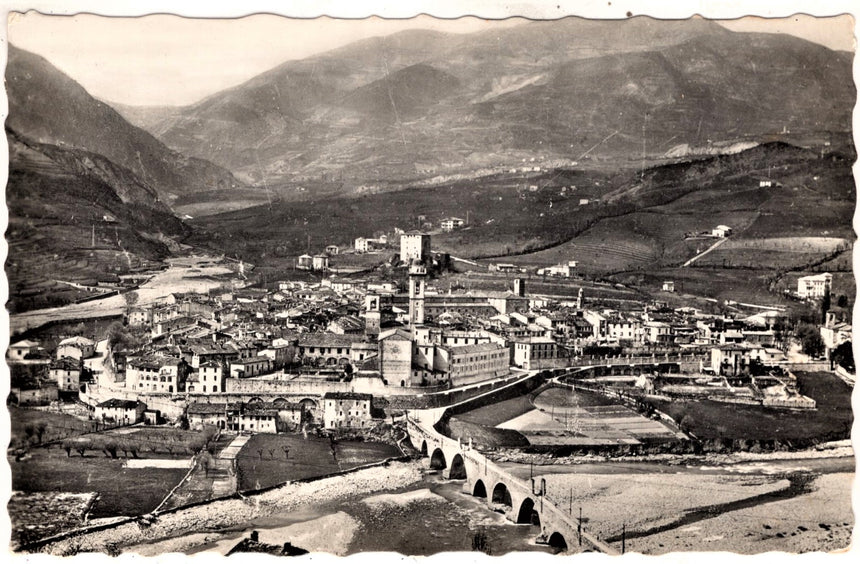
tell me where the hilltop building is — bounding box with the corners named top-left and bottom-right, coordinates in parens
top-left (712, 225), bottom-right (733, 238)
top-left (440, 217), bottom-right (465, 231)
top-left (400, 232), bottom-right (431, 264)
top-left (537, 261), bottom-right (577, 277)
top-left (797, 273), bottom-right (832, 299)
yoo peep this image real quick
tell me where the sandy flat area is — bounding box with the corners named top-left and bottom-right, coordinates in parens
top-left (254, 511), bottom-right (360, 555)
top-left (536, 471), bottom-right (792, 543)
top-left (625, 473), bottom-right (854, 554)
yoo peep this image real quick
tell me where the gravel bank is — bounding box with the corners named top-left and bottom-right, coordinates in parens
top-left (33, 460), bottom-right (422, 556)
top-left (625, 473), bottom-right (854, 554)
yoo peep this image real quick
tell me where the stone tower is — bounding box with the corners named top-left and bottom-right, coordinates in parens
top-left (408, 264), bottom-right (427, 327)
top-left (365, 294), bottom-right (381, 337)
top-left (513, 278), bottom-right (525, 297)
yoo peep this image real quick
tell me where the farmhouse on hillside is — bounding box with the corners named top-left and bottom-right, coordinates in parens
top-left (797, 272), bottom-right (833, 299)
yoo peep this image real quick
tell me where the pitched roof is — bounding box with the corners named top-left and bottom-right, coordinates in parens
top-left (378, 328), bottom-right (412, 342)
top-left (323, 392), bottom-right (372, 400)
top-left (299, 333), bottom-right (364, 347)
top-left (446, 342), bottom-right (508, 355)
top-left (58, 336), bottom-right (95, 347)
top-left (96, 399), bottom-right (141, 409)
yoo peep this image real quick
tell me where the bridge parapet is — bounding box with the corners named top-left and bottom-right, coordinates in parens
top-left (405, 412), bottom-right (619, 555)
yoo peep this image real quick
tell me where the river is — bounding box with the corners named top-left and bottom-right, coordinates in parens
top-left (126, 451), bottom-right (852, 557)
top-left (9, 256), bottom-right (239, 334)
top-left (180, 469), bottom-right (556, 556)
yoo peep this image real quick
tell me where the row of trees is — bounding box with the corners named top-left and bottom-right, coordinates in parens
top-left (59, 426), bottom-right (221, 459)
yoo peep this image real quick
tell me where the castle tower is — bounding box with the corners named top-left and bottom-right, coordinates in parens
top-left (408, 264), bottom-right (427, 327)
top-left (365, 294), bottom-right (381, 337)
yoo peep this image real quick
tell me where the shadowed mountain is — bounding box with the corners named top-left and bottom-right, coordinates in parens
top-left (126, 17), bottom-right (853, 191)
top-left (5, 128), bottom-right (191, 313)
top-left (340, 64), bottom-right (461, 122)
top-left (5, 44), bottom-right (246, 204)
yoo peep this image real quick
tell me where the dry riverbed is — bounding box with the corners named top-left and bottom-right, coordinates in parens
top-left (35, 461), bottom-right (422, 556)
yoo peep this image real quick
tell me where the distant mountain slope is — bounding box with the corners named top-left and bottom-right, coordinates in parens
top-left (482, 33), bottom-right (854, 154)
top-left (340, 64), bottom-right (462, 122)
top-left (187, 141), bottom-right (855, 272)
top-left (5, 128), bottom-right (190, 313)
top-left (137, 17), bottom-right (853, 189)
top-left (5, 44), bottom-right (246, 204)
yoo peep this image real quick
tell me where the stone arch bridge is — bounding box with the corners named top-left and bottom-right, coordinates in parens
top-left (406, 411), bottom-right (619, 555)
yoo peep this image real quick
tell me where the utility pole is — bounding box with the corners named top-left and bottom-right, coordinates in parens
top-left (622, 523), bottom-right (626, 554)
top-left (578, 507), bottom-right (582, 546)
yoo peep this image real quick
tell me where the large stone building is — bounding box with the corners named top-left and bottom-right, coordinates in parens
top-left (323, 392), bottom-right (373, 429)
top-left (400, 232), bottom-right (431, 263)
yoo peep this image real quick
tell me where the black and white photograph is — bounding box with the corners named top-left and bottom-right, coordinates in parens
top-left (2, 0), bottom-right (857, 558)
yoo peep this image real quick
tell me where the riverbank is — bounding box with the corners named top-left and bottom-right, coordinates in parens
top-left (10, 255), bottom-right (237, 334)
top-left (32, 460), bottom-right (422, 555)
top-left (490, 439), bottom-right (854, 467)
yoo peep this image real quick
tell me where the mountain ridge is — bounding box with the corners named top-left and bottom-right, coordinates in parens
top-left (117, 18), bottom-right (853, 191)
top-left (5, 43), bottom-right (248, 204)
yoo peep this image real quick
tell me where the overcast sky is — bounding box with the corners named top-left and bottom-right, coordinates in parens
top-left (6, 12), bottom-right (856, 107)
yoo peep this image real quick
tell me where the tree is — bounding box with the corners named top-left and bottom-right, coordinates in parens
top-left (123, 290), bottom-right (140, 318)
top-left (62, 439), bottom-right (74, 457)
top-left (102, 441), bottom-right (119, 459)
top-left (199, 451), bottom-right (214, 477)
top-left (832, 341), bottom-right (854, 372)
top-left (74, 439), bottom-right (91, 457)
top-left (35, 422), bottom-right (47, 444)
top-left (796, 323), bottom-right (825, 358)
top-left (24, 424), bottom-right (36, 445)
top-left (282, 445), bottom-right (290, 459)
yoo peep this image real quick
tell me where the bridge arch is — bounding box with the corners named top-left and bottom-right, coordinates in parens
top-left (473, 480), bottom-right (487, 498)
top-left (548, 532), bottom-right (568, 553)
top-left (420, 440), bottom-right (428, 456)
top-left (516, 497), bottom-right (541, 526)
top-left (448, 454), bottom-right (467, 479)
top-left (299, 398), bottom-right (318, 409)
top-left (429, 448), bottom-right (447, 470)
top-left (491, 482), bottom-right (513, 509)
top-left (247, 397), bottom-right (263, 404)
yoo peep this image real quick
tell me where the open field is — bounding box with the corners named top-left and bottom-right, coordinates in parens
top-left (235, 433), bottom-right (401, 491)
top-left (9, 445), bottom-right (189, 519)
top-left (8, 491), bottom-right (98, 549)
top-left (8, 423), bottom-right (227, 546)
top-left (454, 395), bottom-right (535, 427)
top-left (647, 371), bottom-right (853, 442)
top-left (517, 388), bottom-right (681, 445)
top-left (9, 406), bottom-right (100, 445)
top-left (719, 237), bottom-right (850, 253)
top-left (444, 419), bottom-right (530, 449)
top-left (610, 267), bottom-right (797, 306)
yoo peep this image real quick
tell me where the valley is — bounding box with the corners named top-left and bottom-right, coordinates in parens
top-left (4, 13), bottom-right (856, 559)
